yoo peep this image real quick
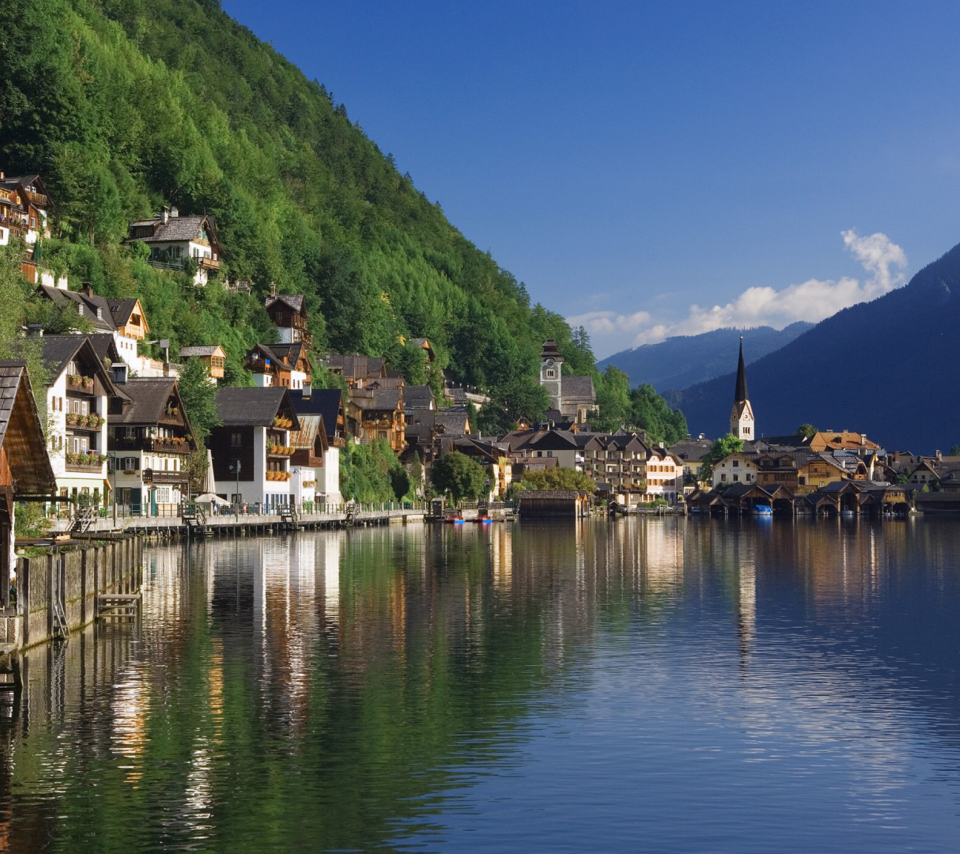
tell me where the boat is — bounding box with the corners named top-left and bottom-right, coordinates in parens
top-left (753, 504), bottom-right (773, 516)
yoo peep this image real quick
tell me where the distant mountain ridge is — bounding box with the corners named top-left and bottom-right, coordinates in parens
top-left (665, 241), bottom-right (960, 453)
top-left (598, 323), bottom-right (812, 392)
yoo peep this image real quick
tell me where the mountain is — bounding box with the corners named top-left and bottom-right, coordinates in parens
top-left (665, 242), bottom-right (960, 452)
top-left (0, 0), bottom-right (623, 427)
top-left (598, 323), bottom-right (812, 392)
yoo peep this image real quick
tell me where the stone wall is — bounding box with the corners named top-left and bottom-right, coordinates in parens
top-left (2, 537), bottom-right (142, 650)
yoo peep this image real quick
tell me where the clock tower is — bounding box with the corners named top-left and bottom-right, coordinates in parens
top-left (539, 339), bottom-right (563, 412)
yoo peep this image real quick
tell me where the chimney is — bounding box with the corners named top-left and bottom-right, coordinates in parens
top-left (112, 363), bottom-right (128, 385)
top-left (937, 450), bottom-right (942, 460)
top-left (302, 380), bottom-right (312, 399)
top-left (161, 206), bottom-right (169, 224)
top-left (81, 281), bottom-right (94, 298)
top-left (170, 206), bottom-right (178, 218)
top-left (270, 282), bottom-right (277, 297)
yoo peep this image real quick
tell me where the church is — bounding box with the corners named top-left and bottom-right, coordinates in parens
top-left (729, 338), bottom-right (755, 440)
top-left (539, 339), bottom-right (597, 424)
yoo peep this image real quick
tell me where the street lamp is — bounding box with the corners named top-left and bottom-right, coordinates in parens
top-left (229, 459), bottom-right (241, 511)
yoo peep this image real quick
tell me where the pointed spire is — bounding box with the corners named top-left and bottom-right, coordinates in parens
top-left (734, 336), bottom-right (748, 403)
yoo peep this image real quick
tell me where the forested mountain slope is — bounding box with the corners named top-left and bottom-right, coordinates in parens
top-left (666, 241), bottom-right (960, 452)
top-left (599, 322), bottom-right (812, 392)
top-left (0, 0), bottom-right (687, 433)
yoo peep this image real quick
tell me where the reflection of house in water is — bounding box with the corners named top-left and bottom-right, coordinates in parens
top-left (491, 525), bottom-right (513, 590)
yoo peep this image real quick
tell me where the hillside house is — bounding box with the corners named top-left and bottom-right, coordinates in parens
top-left (0, 173), bottom-right (52, 251)
top-left (245, 343), bottom-right (312, 389)
top-left (210, 387), bottom-right (300, 510)
top-left (36, 282), bottom-right (158, 375)
top-left (0, 361), bottom-right (56, 606)
top-left (107, 377), bottom-right (197, 516)
top-left (325, 354), bottom-right (387, 389)
top-left (347, 387), bottom-right (406, 453)
top-left (289, 386), bottom-right (346, 506)
top-left (126, 208), bottom-right (222, 285)
top-left (265, 289), bottom-right (312, 348)
top-left (180, 345), bottom-right (226, 381)
top-left (40, 336), bottom-right (118, 507)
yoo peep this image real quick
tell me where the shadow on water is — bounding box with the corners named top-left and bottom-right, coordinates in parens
top-left (0, 518), bottom-right (959, 851)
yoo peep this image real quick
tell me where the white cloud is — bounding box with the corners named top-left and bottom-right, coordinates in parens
top-left (570, 231), bottom-right (907, 356)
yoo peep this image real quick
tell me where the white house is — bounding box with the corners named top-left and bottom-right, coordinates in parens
top-left (210, 387), bottom-right (300, 511)
top-left (126, 207), bottom-right (223, 286)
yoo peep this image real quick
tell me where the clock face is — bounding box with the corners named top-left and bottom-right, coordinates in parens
top-left (545, 359), bottom-right (555, 368)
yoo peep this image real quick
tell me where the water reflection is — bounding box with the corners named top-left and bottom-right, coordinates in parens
top-left (0, 518), bottom-right (958, 852)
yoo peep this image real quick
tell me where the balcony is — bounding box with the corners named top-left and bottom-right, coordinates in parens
top-left (65, 452), bottom-right (107, 473)
top-left (66, 414), bottom-right (104, 431)
top-left (66, 375), bottom-right (97, 395)
top-left (198, 256), bottom-right (220, 271)
top-left (267, 443), bottom-right (295, 458)
top-left (142, 469), bottom-right (189, 486)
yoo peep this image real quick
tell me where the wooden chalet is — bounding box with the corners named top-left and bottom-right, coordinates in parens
top-left (265, 289), bottom-right (312, 348)
top-left (347, 387), bottom-right (406, 453)
top-left (180, 345), bottom-right (226, 381)
top-left (107, 377), bottom-right (197, 516)
top-left (245, 342), bottom-right (312, 390)
top-left (0, 361), bottom-right (56, 608)
top-left (0, 172), bottom-right (52, 252)
top-left (126, 208), bottom-right (222, 285)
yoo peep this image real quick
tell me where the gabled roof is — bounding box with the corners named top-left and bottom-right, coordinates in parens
top-left (249, 342), bottom-right (311, 370)
top-left (434, 410), bottom-right (471, 435)
top-left (180, 345), bottom-right (225, 358)
top-left (84, 333), bottom-right (122, 365)
top-left (562, 375), bottom-right (596, 403)
top-left (529, 429), bottom-right (579, 451)
top-left (106, 298), bottom-right (144, 329)
top-left (667, 438), bottom-right (714, 463)
top-left (265, 293), bottom-right (305, 314)
top-left (216, 387), bottom-right (299, 428)
top-left (0, 361), bottom-right (56, 495)
top-left (404, 385), bottom-right (435, 407)
top-left (128, 213), bottom-right (218, 245)
top-left (325, 355), bottom-right (385, 379)
top-left (115, 379), bottom-right (193, 445)
top-left (38, 335), bottom-right (116, 393)
top-left (352, 388), bottom-right (402, 412)
top-left (37, 285), bottom-right (116, 333)
top-left (288, 388), bottom-right (343, 442)
top-left (289, 414), bottom-right (327, 452)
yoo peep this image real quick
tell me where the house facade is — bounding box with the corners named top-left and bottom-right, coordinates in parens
top-left (210, 387), bottom-right (300, 510)
top-left (107, 377), bottom-right (197, 516)
top-left (246, 343), bottom-right (312, 390)
top-left (0, 173), bottom-right (52, 250)
top-left (180, 345), bottom-right (226, 381)
top-left (289, 387), bottom-right (346, 506)
top-left (127, 208), bottom-right (222, 285)
top-left (265, 290), bottom-right (312, 348)
top-left (41, 336), bottom-right (117, 507)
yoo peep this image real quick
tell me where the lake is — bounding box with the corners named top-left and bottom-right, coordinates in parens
top-left (4, 517), bottom-right (960, 852)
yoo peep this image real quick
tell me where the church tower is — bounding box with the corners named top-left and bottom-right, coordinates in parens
top-left (729, 337), bottom-right (755, 440)
top-left (539, 339), bottom-right (563, 412)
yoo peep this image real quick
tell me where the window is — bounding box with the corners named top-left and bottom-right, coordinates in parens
top-left (733, 474), bottom-right (739, 482)
top-left (721, 474), bottom-right (727, 482)
top-left (231, 432), bottom-right (242, 447)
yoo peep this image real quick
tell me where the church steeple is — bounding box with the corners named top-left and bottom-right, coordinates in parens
top-left (730, 337), bottom-right (755, 440)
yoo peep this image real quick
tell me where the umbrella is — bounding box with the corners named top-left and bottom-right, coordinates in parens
top-left (200, 449), bottom-right (216, 494)
top-left (195, 492), bottom-right (230, 506)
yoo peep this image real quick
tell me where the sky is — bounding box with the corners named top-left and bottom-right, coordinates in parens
top-left (223, 0), bottom-right (960, 358)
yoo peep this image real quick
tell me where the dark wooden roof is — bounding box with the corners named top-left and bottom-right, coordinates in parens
top-left (116, 378), bottom-right (179, 425)
top-left (0, 361), bottom-right (56, 495)
top-left (288, 389), bottom-right (343, 442)
top-left (38, 335), bottom-right (116, 393)
top-left (216, 387), bottom-right (299, 429)
top-left (265, 293), bottom-right (305, 314)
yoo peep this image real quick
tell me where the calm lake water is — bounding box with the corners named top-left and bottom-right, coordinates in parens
top-left (4, 517), bottom-right (960, 852)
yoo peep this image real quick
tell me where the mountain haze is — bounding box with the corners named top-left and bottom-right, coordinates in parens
top-left (667, 241), bottom-right (960, 452)
top-left (598, 323), bottom-right (812, 392)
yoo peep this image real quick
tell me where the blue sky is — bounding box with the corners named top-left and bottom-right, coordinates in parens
top-left (223, 0), bottom-right (960, 358)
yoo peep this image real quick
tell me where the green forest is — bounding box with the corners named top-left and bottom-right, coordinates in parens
top-left (0, 0), bottom-right (685, 449)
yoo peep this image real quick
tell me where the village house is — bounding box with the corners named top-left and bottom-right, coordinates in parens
top-left (325, 354), bottom-right (387, 388)
top-left (288, 385), bottom-right (346, 507)
top-left (643, 445), bottom-right (684, 504)
top-left (265, 288), bottom-right (312, 348)
top-left (668, 435), bottom-right (715, 488)
top-left (40, 335), bottom-right (118, 508)
top-left (580, 433), bottom-right (650, 502)
top-left (36, 281), bottom-right (159, 376)
top-left (245, 342), bottom-right (312, 390)
top-left (439, 437), bottom-right (513, 499)
top-left (179, 345), bottom-right (226, 381)
top-left (126, 207), bottom-right (223, 285)
top-left (106, 376), bottom-right (197, 516)
top-left (0, 173), bottom-right (52, 252)
top-left (0, 361), bottom-right (56, 607)
top-left (210, 387), bottom-right (300, 511)
top-left (807, 430), bottom-right (880, 456)
top-left (347, 387), bottom-right (406, 453)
